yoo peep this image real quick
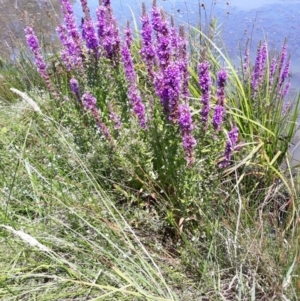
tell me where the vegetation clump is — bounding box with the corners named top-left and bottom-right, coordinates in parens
top-left (0, 0), bottom-right (300, 300)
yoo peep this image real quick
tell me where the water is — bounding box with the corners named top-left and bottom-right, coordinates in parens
top-left (1, 0), bottom-right (300, 165)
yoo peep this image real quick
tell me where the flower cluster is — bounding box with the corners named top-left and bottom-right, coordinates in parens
top-left (140, 3), bottom-right (156, 80)
top-left (178, 104), bottom-right (196, 165)
top-left (219, 126), bottom-right (239, 168)
top-left (251, 42), bottom-right (267, 93)
top-left (96, 3), bottom-right (120, 61)
top-left (212, 68), bottom-right (227, 132)
top-left (198, 61), bottom-right (211, 127)
top-left (178, 26), bottom-right (189, 102)
top-left (121, 33), bottom-right (147, 128)
top-left (25, 27), bottom-right (59, 100)
top-left (81, 92), bottom-right (113, 145)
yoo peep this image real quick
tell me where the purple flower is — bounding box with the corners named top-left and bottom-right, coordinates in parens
top-left (25, 27), bottom-right (59, 100)
top-left (121, 40), bottom-right (147, 128)
top-left (243, 47), bottom-right (250, 79)
top-left (251, 43), bottom-right (266, 92)
top-left (82, 19), bottom-right (99, 52)
top-left (121, 41), bottom-right (135, 82)
top-left (70, 78), bottom-right (82, 104)
top-left (269, 57), bottom-right (277, 86)
top-left (151, 6), bottom-right (171, 70)
top-left (178, 26), bottom-right (189, 102)
top-left (155, 61), bottom-right (181, 121)
top-left (282, 101), bottom-right (290, 115)
top-left (82, 92), bottom-right (113, 144)
top-left (219, 126), bottom-right (239, 168)
top-left (80, 0), bottom-right (91, 21)
top-left (179, 104), bottom-right (196, 165)
top-left (279, 42), bottom-right (287, 74)
top-left (82, 91), bottom-right (97, 110)
top-left (60, 0), bottom-right (82, 48)
top-left (279, 60), bottom-right (290, 87)
top-left (212, 105), bottom-right (225, 132)
top-left (198, 61), bottom-right (211, 94)
top-left (70, 78), bottom-right (80, 94)
top-left (281, 82), bottom-right (291, 98)
top-left (124, 22), bottom-right (133, 49)
top-left (96, 6), bottom-right (106, 39)
top-left (198, 61), bottom-right (211, 125)
top-left (217, 68), bottom-right (227, 106)
top-left (109, 110), bottom-right (122, 129)
top-left (178, 103), bottom-right (194, 133)
top-left (57, 23), bottom-right (83, 70)
top-left (96, 4), bottom-right (120, 61)
top-left (140, 4), bottom-right (156, 80)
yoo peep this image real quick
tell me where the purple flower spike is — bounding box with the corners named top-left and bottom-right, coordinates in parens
top-left (269, 57), bottom-right (277, 86)
top-left (279, 60), bottom-right (290, 87)
top-left (279, 42), bottom-right (287, 74)
top-left (96, 3), bottom-right (120, 61)
top-left (121, 38), bottom-right (147, 128)
top-left (251, 42), bottom-right (267, 93)
top-left (60, 0), bottom-right (82, 48)
top-left (82, 91), bottom-right (97, 110)
top-left (140, 3), bottom-right (156, 80)
top-left (243, 47), bottom-right (250, 79)
top-left (154, 61), bottom-right (181, 121)
top-left (25, 26), bottom-right (59, 100)
top-left (109, 110), bottom-right (122, 129)
top-left (179, 104), bottom-right (196, 166)
top-left (82, 19), bottom-right (99, 52)
top-left (219, 126), bottom-right (239, 168)
top-left (198, 61), bottom-right (211, 126)
top-left (82, 92), bottom-right (114, 145)
top-left (151, 6), bottom-right (171, 70)
top-left (212, 105), bottom-right (225, 132)
top-left (80, 0), bottom-right (91, 20)
top-left (281, 82), bottom-right (291, 98)
top-left (178, 26), bottom-right (189, 102)
top-left (70, 78), bottom-right (82, 105)
top-left (124, 22), bottom-right (133, 49)
top-left (217, 68), bottom-right (227, 106)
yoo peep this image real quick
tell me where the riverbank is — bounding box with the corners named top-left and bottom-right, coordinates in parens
top-left (0, 0), bottom-right (300, 300)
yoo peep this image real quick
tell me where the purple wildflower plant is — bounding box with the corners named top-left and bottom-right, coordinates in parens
top-left (25, 26), bottom-right (59, 100)
top-left (198, 61), bottom-right (211, 126)
top-left (178, 104), bottom-right (196, 166)
top-left (219, 126), bottom-right (239, 168)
